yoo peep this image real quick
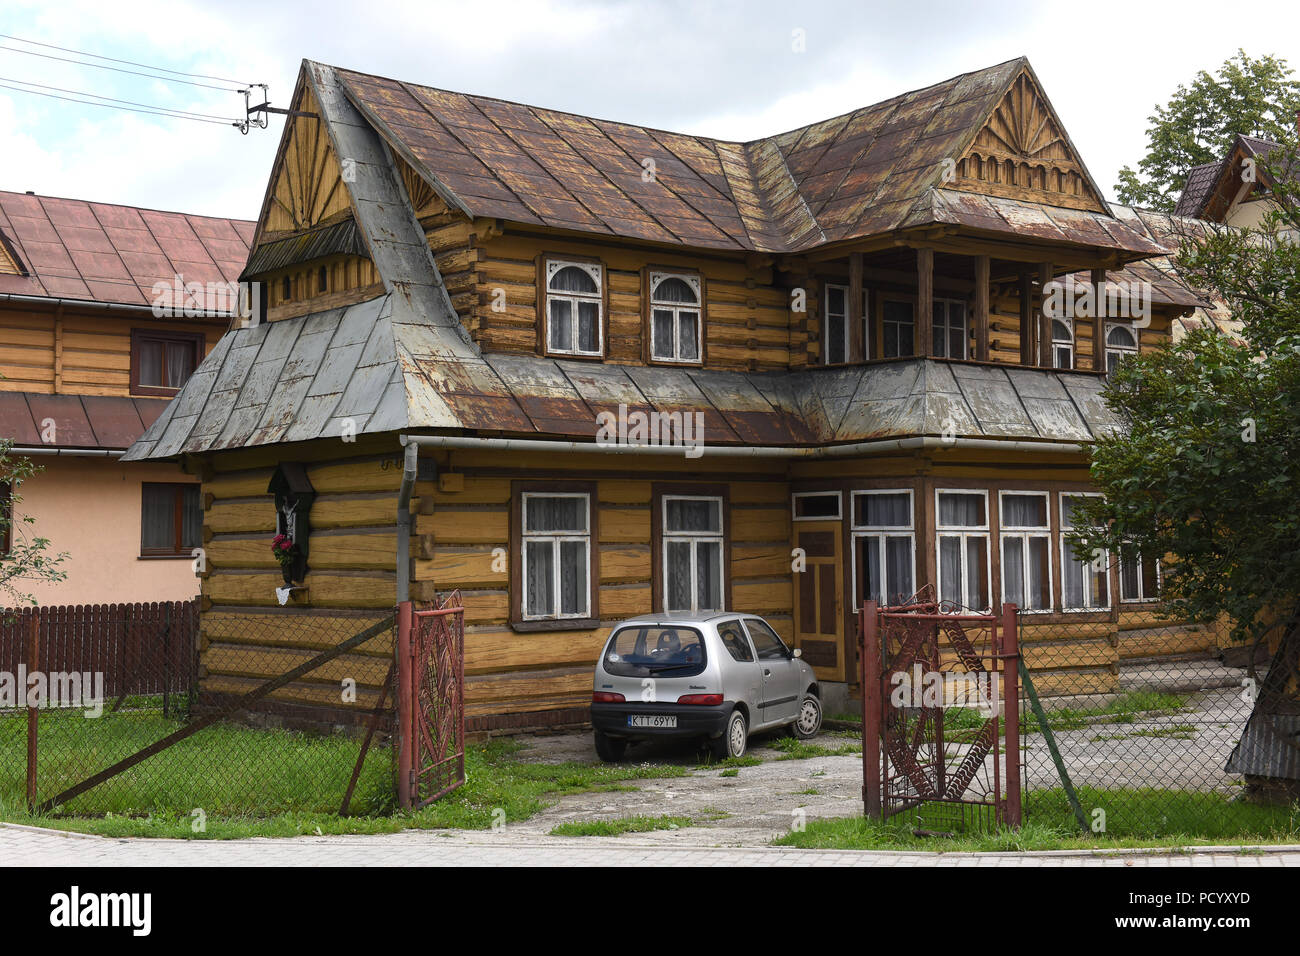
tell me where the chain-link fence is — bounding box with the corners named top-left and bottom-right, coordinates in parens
top-left (1017, 611), bottom-right (1295, 838)
top-left (0, 604), bottom-right (397, 821)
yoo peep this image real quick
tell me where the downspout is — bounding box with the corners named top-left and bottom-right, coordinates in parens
top-left (395, 437), bottom-right (420, 604)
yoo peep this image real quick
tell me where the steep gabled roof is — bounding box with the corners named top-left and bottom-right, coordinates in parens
top-left (1173, 134), bottom-right (1296, 221)
top-left (0, 190), bottom-right (254, 311)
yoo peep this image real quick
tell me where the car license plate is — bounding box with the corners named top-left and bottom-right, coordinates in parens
top-left (628, 715), bottom-right (677, 728)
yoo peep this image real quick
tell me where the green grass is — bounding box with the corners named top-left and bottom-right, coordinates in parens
top-left (1091, 724), bottom-right (1199, 742)
top-left (0, 718), bottom-right (687, 839)
top-left (549, 814), bottom-right (694, 837)
top-left (768, 737), bottom-right (861, 760)
top-left (773, 788), bottom-right (1300, 852)
top-left (719, 768), bottom-right (739, 777)
top-left (695, 754), bottom-right (762, 769)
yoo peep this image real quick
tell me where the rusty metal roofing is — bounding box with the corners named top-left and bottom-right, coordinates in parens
top-left (331, 56), bottom-right (1155, 258)
top-left (0, 190), bottom-right (254, 310)
top-left (241, 219), bottom-right (365, 279)
top-left (0, 391), bottom-right (169, 449)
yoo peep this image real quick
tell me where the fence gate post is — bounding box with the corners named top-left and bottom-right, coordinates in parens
top-left (396, 600), bottom-right (414, 810)
top-left (861, 601), bottom-right (882, 819)
top-left (1001, 603), bottom-right (1022, 826)
top-left (26, 612), bottom-right (39, 809)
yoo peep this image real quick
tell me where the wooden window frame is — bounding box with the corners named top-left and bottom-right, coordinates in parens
top-left (820, 283), bottom-right (869, 365)
top-left (880, 295), bottom-right (916, 359)
top-left (1052, 318), bottom-right (1074, 370)
top-left (792, 490), bottom-right (842, 521)
top-left (139, 481), bottom-right (200, 558)
top-left (1119, 544), bottom-right (1161, 604)
top-left (997, 490), bottom-right (1053, 613)
top-left (645, 269), bottom-right (705, 366)
top-left (651, 482), bottom-right (731, 614)
top-left (509, 480), bottom-right (599, 631)
top-left (931, 297), bottom-right (969, 360)
top-left (850, 489), bottom-right (915, 611)
top-left (539, 256), bottom-right (606, 360)
top-left (130, 328), bottom-right (205, 397)
top-left (1060, 492), bottom-right (1111, 612)
top-left (934, 488), bottom-right (992, 613)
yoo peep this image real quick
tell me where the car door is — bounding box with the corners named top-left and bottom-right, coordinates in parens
top-left (715, 618), bottom-right (761, 715)
top-left (743, 617), bottom-right (801, 726)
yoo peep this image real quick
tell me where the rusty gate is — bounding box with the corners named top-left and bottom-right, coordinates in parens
top-left (861, 593), bottom-right (1022, 829)
top-left (396, 592), bottom-right (466, 808)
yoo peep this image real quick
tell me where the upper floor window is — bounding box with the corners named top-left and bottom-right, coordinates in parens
top-left (545, 260), bottom-right (603, 357)
top-left (1052, 319), bottom-right (1074, 370)
top-left (140, 482), bottom-right (201, 557)
top-left (649, 272), bottom-right (702, 364)
top-left (1105, 324), bottom-right (1138, 376)
top-left (931, 298), bottom-right (968, 359)
top-left (130, 329), bottom-right (203, 396)
top-left (882, 299), bottom-right (914, 358)
top-left (822, 285), bottom-right (868, 364)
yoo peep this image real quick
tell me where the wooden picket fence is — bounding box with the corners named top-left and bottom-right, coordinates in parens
top-left (0, 601), bottom-right (199, 703)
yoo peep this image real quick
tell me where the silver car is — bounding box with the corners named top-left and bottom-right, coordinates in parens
top-left (589, 612), bottom-right (822, 761)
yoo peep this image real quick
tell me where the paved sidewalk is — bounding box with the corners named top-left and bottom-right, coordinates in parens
top-left (3, 824), bottom-right (1297, 866)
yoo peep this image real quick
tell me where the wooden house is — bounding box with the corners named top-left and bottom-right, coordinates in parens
top-left (124, 57), bottom-right (1227, 731)
top-left (0, 190), bottom-right (252, 606)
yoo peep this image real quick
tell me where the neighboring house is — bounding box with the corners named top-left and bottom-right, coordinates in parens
top-left (1174, 133), bottom-right (1296, 228)
top-left (0, 190), bottom-right (253, 605)
top-left (125, 56), bottom-right (1221, 731)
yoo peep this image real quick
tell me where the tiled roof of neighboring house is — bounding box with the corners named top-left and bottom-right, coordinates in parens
top-left (336, 58), bottom-right (1162, 257)
top-left (1173, 162), bottom-right (1221, 217)
top-left (0, 190), bottom-right (255, 311)
top-left (0, 391), bottom-right (170, 450)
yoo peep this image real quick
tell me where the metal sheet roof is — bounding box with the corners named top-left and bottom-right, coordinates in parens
top-left (0, 391), bottom-right (169, 450)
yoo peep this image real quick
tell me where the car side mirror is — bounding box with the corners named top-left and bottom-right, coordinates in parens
top-left (791, 647), bottom-right (802, 659)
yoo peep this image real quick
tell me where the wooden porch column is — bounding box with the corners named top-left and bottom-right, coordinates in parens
top-left (1019, 271), bottom-right (1034, 365)
top-left (916, 247), bottom-right (933, 357)
top-left (849, 252), bottom-right (865, 362)
top-left (1038, 261), bottom-right (1054, 367)
top-left (973, 255), bottom-right (990, 362)
top-left (1090, 268), bottom-right (1107, 371)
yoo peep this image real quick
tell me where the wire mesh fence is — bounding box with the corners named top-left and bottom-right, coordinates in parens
top-left (0, 605), bottom-right (398, 822)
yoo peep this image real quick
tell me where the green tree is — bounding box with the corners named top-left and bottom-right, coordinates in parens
top-left (1115, 50), bottom-right (1300, 211)
top-left (1, 439), bottom-right (68, 607)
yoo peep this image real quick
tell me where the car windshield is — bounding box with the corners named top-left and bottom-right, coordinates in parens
top-left (603, 625), bottom-right (707, 678)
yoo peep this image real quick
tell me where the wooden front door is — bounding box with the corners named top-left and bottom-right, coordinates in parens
top-left (792, 522), bottom-right (845, 681)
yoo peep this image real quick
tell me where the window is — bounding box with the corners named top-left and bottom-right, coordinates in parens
top-left (851, 490), bottom-right (914, 608)
top-left (1120, 544), bottom-right (1160, 603)
top-left (821, 284), bottom-right (868, 364)
top-left (649, 272), bottom-right (702, 363)
top-left (545, 260), bottom-right (603, 357)
top-left (717, 619), bottom-right (755, 662)
top-left (131, 330), bottom-right (203, 396)
top-left (935, 490), bottom-right (990, 612)
top-left (603, 625), bottom-right (706, 678)
top-left (1061, 494), bottom-right (1109, 610)
top-left (931, 298), bottom-right (968, 359)
top-left (662, 495), bottom-right (724, 613)
top-left (1105, 324), bottom-right (1137, 376)
top-left (792, 491), bottom-right (842, 521)
top-left (999, 491), bottom-right (1051, 612)
top-left (318, 266), bottom-right (328, 293)
top-left (882, 299), bottom-right (915, 358)
top-left (743, 618), bottom-right (790, 660)
top-left (140, 483), bottom-right (201, 557)
top-left (1, 481), bottom-right (11, 555)
top-left (520, 492), bottom-right (592, 620)
top-left (1052, 319), bottom-right (1074, 370)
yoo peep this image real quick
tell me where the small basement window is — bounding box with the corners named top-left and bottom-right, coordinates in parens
top-left (792, 491), bottom-right (842, 521)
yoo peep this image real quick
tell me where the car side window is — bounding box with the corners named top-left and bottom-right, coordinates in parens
top-left (744, 619), bottom-right (789, 660)
top-left (717, 619), bottom-right (754, 662)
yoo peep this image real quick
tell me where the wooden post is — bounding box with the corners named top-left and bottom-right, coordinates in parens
top-left (1001, 603), bottom-right (1022, 826)
top-left (396, 600), bottom-right (413, 810)
top-left (861, 602), bottom-right (882, 819)
top-left (1038, 261), bottom-right (1054, 367)
top-left (1019, 271), bottom-right (1034, 365)
top-left (916, 247), bottom-right (933, 357)
top-left (26, 613), bottom-right (38, 809)
top-left (1090, 268), bottom-right (1107, 372)
top-left (974, 255), bottom-right (990, 362)
top-left (849, 252), bottom-right (865, 361)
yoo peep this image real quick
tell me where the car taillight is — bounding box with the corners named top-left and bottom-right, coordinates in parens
top-left (677, 693), bottom-right (723, 705)
top-left (592, 691), bottom-right (625, 703)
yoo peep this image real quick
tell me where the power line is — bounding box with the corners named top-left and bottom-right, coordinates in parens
top-left (0, 80), bottom-right (241, 127)
top-left (0, 32), bottom-right (250, 87)
top-left (0, 42), bottom-right (246, 92)
top-left (0, 75), bottom-right (242, 122)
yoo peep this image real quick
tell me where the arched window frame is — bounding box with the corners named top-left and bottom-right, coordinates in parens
top-left (543, 259), bottom-right (604, 358)
top-left (1052, 318), bottom-right (1074, 370)
top-left (647, 271), bottom-right (704, 365)
top-left (1104, 322), bottom-right (1138, 377)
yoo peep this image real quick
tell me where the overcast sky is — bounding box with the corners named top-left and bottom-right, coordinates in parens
top-left (1, 0), bottom-right (1298, 221)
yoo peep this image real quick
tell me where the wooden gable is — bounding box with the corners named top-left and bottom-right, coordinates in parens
top-left (261, 84), bottom-right (352, 239)
top-left (0, 235), bottom-right (21, 275)
top-left (952, 67), bottom-right (1109, 214)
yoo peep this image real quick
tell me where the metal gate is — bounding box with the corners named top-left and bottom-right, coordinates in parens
top-left (861, 592), bottom-right (1022, 829)
top-left (396, 592), bottom-right (465, 808)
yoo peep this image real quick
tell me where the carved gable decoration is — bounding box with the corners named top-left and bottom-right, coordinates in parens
top-left (262, 85), bottom-right (353, 238)
top-left (952, 69), bottom-right (1108, 214)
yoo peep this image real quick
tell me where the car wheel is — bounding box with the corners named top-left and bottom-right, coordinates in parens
top-left (594, 731), bottom-right (627, 762)
top-left (710, 709), bottom-right (748, 760)
top-left (792, 693), bottom-right (822, 740)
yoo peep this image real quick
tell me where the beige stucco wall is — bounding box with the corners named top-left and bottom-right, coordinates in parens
top-left (6, 456), bottom-right (201, 607)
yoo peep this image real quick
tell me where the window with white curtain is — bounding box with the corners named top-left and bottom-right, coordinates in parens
top-left (821, 284), bottom-right (868, 364)
top-left (935, 490), bottom-right (990, 612)
top-left (662, 495), bottom-right (724, 613)
top-left (1052, 319), bottom-right (1074, 370)
top-left (1060, 494), bottom-right (1109, 610)
top-left (1105, 323), bottom-right (1137, 376)
top-left (649, 272), bottom-right (702, 363)
top-left (851, 490), bottom-right (914, 608)
top-left (1120, 544), bottom-right (1160, 603)
top-left (545, 260), bottom-right (602, 356)
top-left (521, 493), bottom-right (591, 619)
top-left (931, 298), bottom-right (968, 359)
top-left (999, 491), bottom-right (1051, 612)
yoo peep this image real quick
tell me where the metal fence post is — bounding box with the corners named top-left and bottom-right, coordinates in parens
top-left (1001, 603), bottom-right (1022, 826)
top-left (26, 612), bottom-right (39, 809)
top-left (861, 601), bottom-right (882, 819)
top-left (396, 600), bottom-right (413, 810)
